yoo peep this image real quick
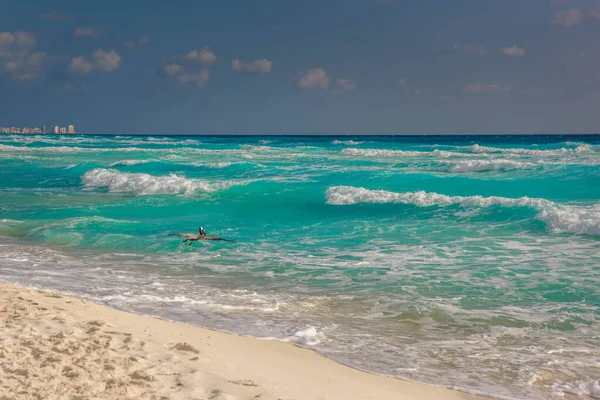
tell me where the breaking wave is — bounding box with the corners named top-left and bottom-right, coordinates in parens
top-left (109, 160), bottom-right (152, 166)
top-left (469, 143), bottom-right (597, 156)
top-left (325, 186), bottom-right (600, 235)
top-left (332, 140), bottom-right (363, 145)
top-left (205, 162), bottom-right (233, 168)
top-left (340, 144), bottom-right (600, 160)
top-left (554, 379), bottom-right (600, 399)
top-left (445, 159), bottom-right (536, 173)
top-left (340, 148), bottom-right (427, 157)
top-left (82, 168), bottom-right (247, 196)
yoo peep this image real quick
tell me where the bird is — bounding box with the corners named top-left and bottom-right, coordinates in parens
top-left (173, 227), bottom-right (233, 246)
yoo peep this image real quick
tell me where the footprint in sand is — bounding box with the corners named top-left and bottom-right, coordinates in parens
top-left (170, 342), bottom-right (200, 354)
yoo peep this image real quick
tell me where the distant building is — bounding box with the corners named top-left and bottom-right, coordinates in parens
top-left (0, 124), bottom-right (74, 134)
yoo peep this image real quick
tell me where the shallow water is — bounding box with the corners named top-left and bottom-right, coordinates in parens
top-left (1, 134), bottom-right (599, 399)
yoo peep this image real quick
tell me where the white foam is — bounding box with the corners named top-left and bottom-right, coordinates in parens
top-left (241, 145), bottom-right (276, 151)
top-left (283, 326), bottom-right (322, 346)
top-left (0, 219), bottom-right (24, 224)
top-left (555, 380), bottom-right (600, 399)
top-left (332, 140), bottom-right (363, 145)
top-left (109, 160), bottom-right (151, 166)
top-left (340, 148), bottom-right (425, 157)
top-left (446, 159), bottom-right (536, 172)
top-left (469, 143), bottom-right (597, 156)
top-left (199, 162), bottom-right (233, 168)
top-left (341, 147), bottom-right (463, 158)
top-left (0, 144), bottom-right (143, 154)
top-left (82, 168), bottom-right (246, 196)
top-left (325, 186), bottom-right (600, 235)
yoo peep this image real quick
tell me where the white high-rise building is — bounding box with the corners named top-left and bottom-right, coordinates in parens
top-left (52, 126), bottom-right (59, 134)
top-left (60, 127), bottom-right (67, 134)
top-left (68, 125), bottom-right (76, 134)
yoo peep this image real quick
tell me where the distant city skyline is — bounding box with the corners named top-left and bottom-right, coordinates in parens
top-left (2, 1), bottom-right (600, 134)
top-left (0, 124), bottom-right (76, 134)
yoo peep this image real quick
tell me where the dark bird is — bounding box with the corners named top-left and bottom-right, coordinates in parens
top-left (173, 227), bottom-right (233, 246)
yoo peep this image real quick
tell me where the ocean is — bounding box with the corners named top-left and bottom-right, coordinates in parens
top-left (1, 134), bottom-right (599, 399)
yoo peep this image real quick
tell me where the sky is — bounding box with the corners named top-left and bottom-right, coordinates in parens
top-left (2, 0), bottom-right (600, 135)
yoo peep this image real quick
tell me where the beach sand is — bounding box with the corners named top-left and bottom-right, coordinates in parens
top-left (0, 282), bottom-right (485, 400)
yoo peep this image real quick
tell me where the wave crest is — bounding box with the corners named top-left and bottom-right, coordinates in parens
top-left (325, 186), bottom-right (600, 235)
top-left (469, 143), bottom-right (596, 156)
top-left (332, 140), bottom-right (363, 145)
top-left (82, 168), bottom-right (245, 196)
top-left (109, 160), bottom-right (151, 166)
top-left (446, 159), bottom-right (536, 172)
top-left (340, 148), bottom-right (425, 157)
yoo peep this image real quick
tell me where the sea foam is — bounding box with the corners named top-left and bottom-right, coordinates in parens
top-left (469, 143), bottom-right (596, 156)
top-left (332, 140), bottom-right (363, 145)
top-left (82, 168), bottom-right (245, 196)
top-left (325, 186), bottom-right (600, 235)
top-left (555, 380), bottom-right (600, 399)
top-left (445, 159), bottom-right (536, 172)
top-left (109, 160), bottom-right (152, 166)
top-left (340, 148), bottom-right (426, 157)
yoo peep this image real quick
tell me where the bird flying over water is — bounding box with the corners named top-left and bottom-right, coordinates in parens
top-left (173, 227), bottom-right (233, 246)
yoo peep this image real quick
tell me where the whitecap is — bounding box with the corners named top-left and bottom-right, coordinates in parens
top-left (469, 143), bottom-right (597, 156)
top-left (332, 140), bottom-right (363, 145)
top-left (109, 160), bottom-right (152, 167)
top-left (82, 168), bottom-right (249, 196)
top-left (340, 148), bottom-right (426, 157)
top-left (325, 186), bottom-right (600, 235)
top-left (445, 159), bottom-right (536, 173)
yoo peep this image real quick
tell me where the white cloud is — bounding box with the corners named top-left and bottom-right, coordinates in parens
top-left (231, 58), bottom-right (272, 73)
top-left (68, 56), bottom-right (93, 76)
top-left (453, 44), bottom-right (491, 56)
top-left (74, 26), bottom-right (104, 37)
top-left (163, 63), bottom-right (209, 88)
top-left (164, 63), bottom-right (183, 76)
top-left (298, 68), bottom-right (329, 89)
top-left (125, 35), bottom-right (149, 50)
top-left (552, 8), bottom-right (583, 26)
top-left (3, 51), bottom-right (46, 81)
top-left (0, 32), bottom-right (15, 48)
top-left (0, 31), bottom-right (46, 81)
top-left (0, 31), bottom-right (36, 49)
top-left (185, 47), bottom-right (216, 65)
top-left (15, 31), bottom-right (36, 49)
top-left (336, 79), bottom-right (356, 90)
top-left (330, 78), bottom-right (357, 95)
top-left (396, 78), bottom-right (409, 85)
top-left (500, 44), bottom-right (525, 56)
top-left (463, 83), bottom-right (512, 94)
top-left (178, 69), bottom-right (210, 88)
top-left (68, 49), bottom-right (121, 76)
top-left (92, 49), bottom-right (121, 72)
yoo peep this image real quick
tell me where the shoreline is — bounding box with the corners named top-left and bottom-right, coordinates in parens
top-left (0, 282), bottom-right (486, 400)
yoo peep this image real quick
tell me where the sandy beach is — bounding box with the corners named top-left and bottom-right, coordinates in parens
top-left (0, 282), bottom-right (486, 400)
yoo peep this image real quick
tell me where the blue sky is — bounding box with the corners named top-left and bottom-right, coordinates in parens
top-left (2, 0), bottom-right (600, 134)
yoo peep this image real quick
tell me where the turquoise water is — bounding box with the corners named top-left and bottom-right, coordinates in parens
top-left (1, 134), bottom-right (600, 399)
